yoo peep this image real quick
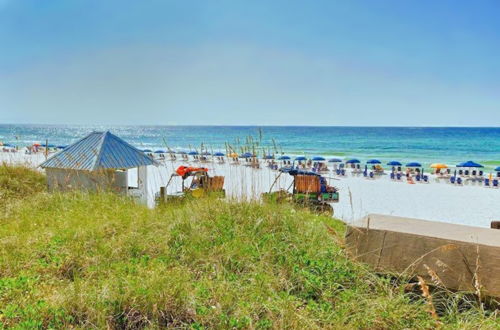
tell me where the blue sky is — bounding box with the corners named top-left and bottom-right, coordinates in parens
top-left (1, 0), bottom-right (499, 126)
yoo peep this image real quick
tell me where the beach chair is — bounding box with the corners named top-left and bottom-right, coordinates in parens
top-left (458, 170), bottom-right (463, 176)
top-left (396, 173), bottom-right (401, 181)
top-left (423, 175), bottom-right (429, 183)
top-left (390, 172), bottom-right (395, 180)
top-left (494, 179), bottom-right (499, 188)
top-left (484, 178), bottom-right (490, 187)
top-left (363, 170), bottom-right (368, 177)
top-left (341, 169), bottom-right (346, 176)
top-left (369, 172), bottom-right (374, 179)
top-left (457, 177), bottom-right (463, 185)
top-left (415, 175), bottom-right (421, 182)
top-left (450, 177), bottom-right (456, 184)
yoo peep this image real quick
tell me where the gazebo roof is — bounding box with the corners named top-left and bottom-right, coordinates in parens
top-left (40, 131), bottom-right (158, 170)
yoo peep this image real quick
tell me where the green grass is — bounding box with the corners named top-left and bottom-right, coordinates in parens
top-left (0, 166), bottom-right (498, 329)
top-left (0, 162), bottom-right (46, 201)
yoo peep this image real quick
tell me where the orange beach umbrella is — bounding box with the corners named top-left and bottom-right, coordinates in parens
top-left (430, 163), bottom-right (448, 169)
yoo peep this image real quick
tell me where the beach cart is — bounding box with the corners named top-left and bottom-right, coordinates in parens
top-left (264, 168), bottom-right (338, 214)
top-left (164, 166), bottom-right (225, 200)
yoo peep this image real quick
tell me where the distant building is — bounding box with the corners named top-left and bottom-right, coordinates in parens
top-left (40, 131), bottom-right (157, 205)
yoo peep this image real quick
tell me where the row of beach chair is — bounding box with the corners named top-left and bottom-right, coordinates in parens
top-left (390, 172), bottom-right (429, 183)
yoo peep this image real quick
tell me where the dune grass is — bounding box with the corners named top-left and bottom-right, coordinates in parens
top-left (0, 162), bottom-right (46, 201)
top-left (0, 166), bottom-right (498, 328)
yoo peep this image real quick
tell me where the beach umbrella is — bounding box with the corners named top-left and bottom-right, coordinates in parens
top-left (366, 159), bottom-right (381, 164)
top-left (495, 166), bottom-right (500, 172)
top-left (154, 150), bottom-right (166, 154)
top-left (188, 151), bottom-right (198, 155)
top-left (278, 155), bottom-right (290, 160)
top-left (430, 163), bottom-right (448, 169)
top-left (406, 162), bottom-right (422, 167)
top-left (229, 152), bottom-right (238, 158)
top-left (387, 161), bottom-right (402, 166)
top-left (56, 145), bottom-right (67, 149)
top-left (3, 143), bottom-right (14, 147)
top-left (295, 156), bottom-right (307, 161)
top-left (456, 160), bottom-right (483, 168)
top-left (328, 158), bottom-right (343, 163)
top-left (142, 149), bottom-right (153, 153)
top-left (46, 144), bottom-right (56, 148)
top-left (263, 154), bottom-right (274, 159)
top-left (240, 152), bottom-right (253, 158)
top-left (214, 152), bottom-right (225, 157)
top-left (346, 159), bottom-right (360, 164)
top-left (312, 156), bottom-right (325, 161)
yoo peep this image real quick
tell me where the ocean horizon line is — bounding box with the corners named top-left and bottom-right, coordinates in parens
top-left (2, 123), bottom-right (500, 129)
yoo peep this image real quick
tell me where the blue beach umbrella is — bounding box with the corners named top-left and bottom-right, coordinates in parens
top-left (456, 160), bottom-right (483, 168)
top-left (295, 156), bottom-right (307, 161)
top-left (188, 151), bottom-right (198, 155)
top-left (328, 158), bottom-right (343, 163)
top-left (278, 155), bottom-right (291, 160)
top-left (312, 156), bottom-right (325, 161)
top-left (495, 166), bottom-right (500, 172)
top-left (142, 149), bottom-right (153, 153)
top-left (387, 161), bottom-right (402, 166)
top-left (57, 145), bottom-right (67, 149)
top-left (214, 152), bottom-right (225, 157)
top-left (406, 162), bottom-right (422, 167)
top-left (240, 152), bottom-right (253, 158)
top-left (346, 159), bottom-right (360, 164)
top-left (367, 159), bottom-right (381, 164)
top-left (154, 150), bottom-right (166, 154)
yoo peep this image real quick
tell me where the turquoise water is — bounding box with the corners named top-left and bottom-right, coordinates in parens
top-left (1, 124), bottom-right (500, 169)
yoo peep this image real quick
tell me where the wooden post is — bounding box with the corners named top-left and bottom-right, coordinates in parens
top-left (491, 221), bottom-right (500, 229)
top-left (45, 139), bottom-right (48, 159)
top-left (160, 186), bottom-right (166, 203)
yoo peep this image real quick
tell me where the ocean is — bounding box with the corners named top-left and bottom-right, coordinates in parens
top-left (1, 124), bottom-right (500, 169)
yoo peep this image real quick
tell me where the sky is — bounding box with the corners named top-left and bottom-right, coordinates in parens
top-left (0, 0), bottom-right (499, 126)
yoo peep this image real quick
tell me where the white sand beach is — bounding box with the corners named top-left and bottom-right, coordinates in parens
top-left (2, 151), bottom-right (500, 228)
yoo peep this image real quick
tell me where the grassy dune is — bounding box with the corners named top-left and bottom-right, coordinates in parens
top-left (0, 165), bottom-right (498, 328)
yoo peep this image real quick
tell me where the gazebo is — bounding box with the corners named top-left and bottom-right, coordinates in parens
top-left (40, 131), bottom-right (158, 205)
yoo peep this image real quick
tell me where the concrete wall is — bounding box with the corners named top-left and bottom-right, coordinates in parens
top-left (346, 214), bottom-right (500, 297)
top-left (46, 168), bottom-right (128, 194)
